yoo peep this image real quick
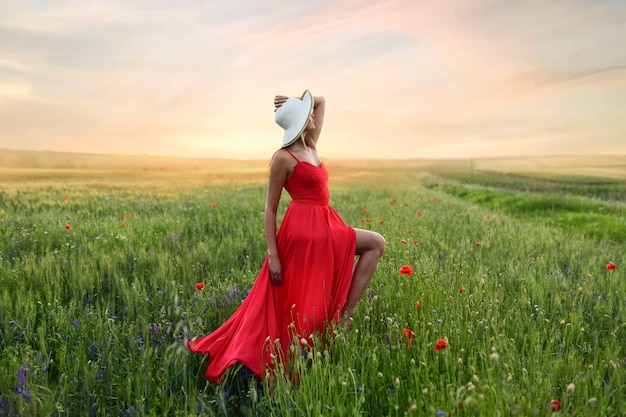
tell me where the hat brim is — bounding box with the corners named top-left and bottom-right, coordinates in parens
top-left (281, 90), bottom-right (314, 148)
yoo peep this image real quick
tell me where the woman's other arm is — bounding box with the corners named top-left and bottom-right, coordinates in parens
top-left (265, 151), bottom-right (289, 285)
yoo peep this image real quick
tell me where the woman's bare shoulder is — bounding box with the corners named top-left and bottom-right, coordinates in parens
top-left (270, 149), bottom-right (297, 172)
top-left (271, 149), bottom-right (289, 165)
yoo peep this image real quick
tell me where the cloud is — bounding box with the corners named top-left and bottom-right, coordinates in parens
top-left (0, 0), bottom-right (625, 158)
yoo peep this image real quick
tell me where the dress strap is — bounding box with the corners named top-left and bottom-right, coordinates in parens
top-left (284, 149), bottom-right (300, 162)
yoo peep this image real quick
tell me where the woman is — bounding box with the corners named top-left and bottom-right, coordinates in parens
top-left (188, 90), bottom-right (385, 382)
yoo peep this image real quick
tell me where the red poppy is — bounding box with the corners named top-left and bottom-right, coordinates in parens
top-left (413, 240), bottom-right (418, 245)
top-left (458, 287), bottom-right (465, 293)
top-left (486, 214), bottom-right (491, 219)
top-left (120, 223), bottom-right (126, 228)
top-left (414, 301), bottom-right (421, 309)
top-left (403, 203), bottom-right (408, 207)
top-left (403, 328), bottom-right (416, 349)
top-left (120, 215), bottom-right (125, 220)
top-left (126, 215), bottom-right (132, 219)
top-left (399, 265), bottom-right (413, 276)
top-left (63, 196), bottom-right (68, 201)
top-left (474, 240), bottom-right (481, 245)
top-left (65, 224), bottom-right (71, 230)
top-left (360, 219), bottom-right (365, 223)
top-left (434, 339), bottom-right (448, 351)
top-left (606, 262), bottom-right (616, 270)
top-left (548, 400), bottom-right (562, 411)
top-left (362, 208), bottom-right (368, 213)
top-left (400, 239), bottom-right (407, 244)
top-left (210, 203), bottom-right (216, 208)
top-left (195, 283), bottom-right (204, 290)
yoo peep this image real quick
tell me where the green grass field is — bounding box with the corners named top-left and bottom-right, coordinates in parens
top-left (0, 152), bottom-right (624, 416)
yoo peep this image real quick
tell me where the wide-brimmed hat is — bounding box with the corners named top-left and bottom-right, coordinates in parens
top-left (275, 90), bottom-right (314, 148)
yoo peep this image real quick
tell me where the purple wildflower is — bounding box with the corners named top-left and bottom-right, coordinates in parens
top-left (17, 361), bottom-right (28, 385)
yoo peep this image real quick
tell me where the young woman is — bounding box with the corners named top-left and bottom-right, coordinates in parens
top-left (188, 90), bottom-right (385, 382)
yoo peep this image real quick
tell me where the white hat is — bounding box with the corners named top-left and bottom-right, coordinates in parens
top-left (275, 90), bottom-right (314, 148)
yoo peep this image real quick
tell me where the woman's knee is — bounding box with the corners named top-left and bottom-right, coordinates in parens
top-left (355, 229), bottom-right (386, 256)
top-left (374, 232), bottom-right (386, 256)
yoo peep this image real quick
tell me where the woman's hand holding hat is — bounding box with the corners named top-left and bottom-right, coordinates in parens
top-left (274, 95), bottom-right (288, 110)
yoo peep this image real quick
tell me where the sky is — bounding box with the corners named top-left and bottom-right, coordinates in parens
top-left (1, 0), bottom-right (625, 160)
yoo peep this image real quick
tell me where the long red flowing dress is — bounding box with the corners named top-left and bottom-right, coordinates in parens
top-left (188, 151), bottom-right (357, 382)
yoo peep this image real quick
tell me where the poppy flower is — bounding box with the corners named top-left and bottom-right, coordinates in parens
top-left (120, 223), bottom-right (126, 228)
top-left (379, 221), bottom-right (384, 224)
top-left (434, 339), bottom-right (448, 351)
top-left (65, 224), bottom-right (71, 230)
top-left (63, 196), bottom-right (68, 201)
top-left (399, 265), bottom-right (413, 276)
top-left (120, 215), bottom-right (125, 220)
top-left (458, 287), bottom-right (465, 293)
top-left (474, 240), bottom-right (481, 245)
top-left (606, 262), bottom-right (616, 270)
top-left (195, 283), bottom-right (204, 290)
top-left (210, 203), bottom-right (216, 208)
top-left (400, 239), bottom-right (407, 244)
top-left (414, 301), bottom-right (421, 309)
top-left (547, 400), bottom-right (562, 411)
top-left (415, 210), bottom-right (421, 217)
top-left (413, 240), bottom-right (418, 245)
top-left (403, 203), bottom-right (408, 207)
top-left (486, 215), bottom-right (491, 219)
top-left (403, 328), bottom-right (416, 349)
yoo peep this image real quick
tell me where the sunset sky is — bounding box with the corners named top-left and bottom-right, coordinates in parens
top-left (1, 0), bottom-right (625, 160)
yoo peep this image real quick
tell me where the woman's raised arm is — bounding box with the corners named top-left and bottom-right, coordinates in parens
top-left (305, 96), bottom-right (325, 146)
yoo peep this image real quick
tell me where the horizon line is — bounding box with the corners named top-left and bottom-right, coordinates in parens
top-left (1, 148), bottom-right (624, 162)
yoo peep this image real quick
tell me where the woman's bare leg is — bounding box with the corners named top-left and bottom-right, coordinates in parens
top-left (342, 228), bottom-right (386, 318)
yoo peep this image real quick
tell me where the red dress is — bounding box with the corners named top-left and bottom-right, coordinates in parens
top-left (188, 151), bottom-right (357, 382)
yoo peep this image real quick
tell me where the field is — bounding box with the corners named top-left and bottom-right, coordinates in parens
top-left (0, 151), bottom-right (624, 416)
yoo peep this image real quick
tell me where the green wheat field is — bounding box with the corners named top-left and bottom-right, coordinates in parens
top-left (0, 150), bottom-right (624, 416)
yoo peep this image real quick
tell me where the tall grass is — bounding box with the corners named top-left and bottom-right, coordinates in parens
top-left (0, 171), bottom-right (623, 416)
